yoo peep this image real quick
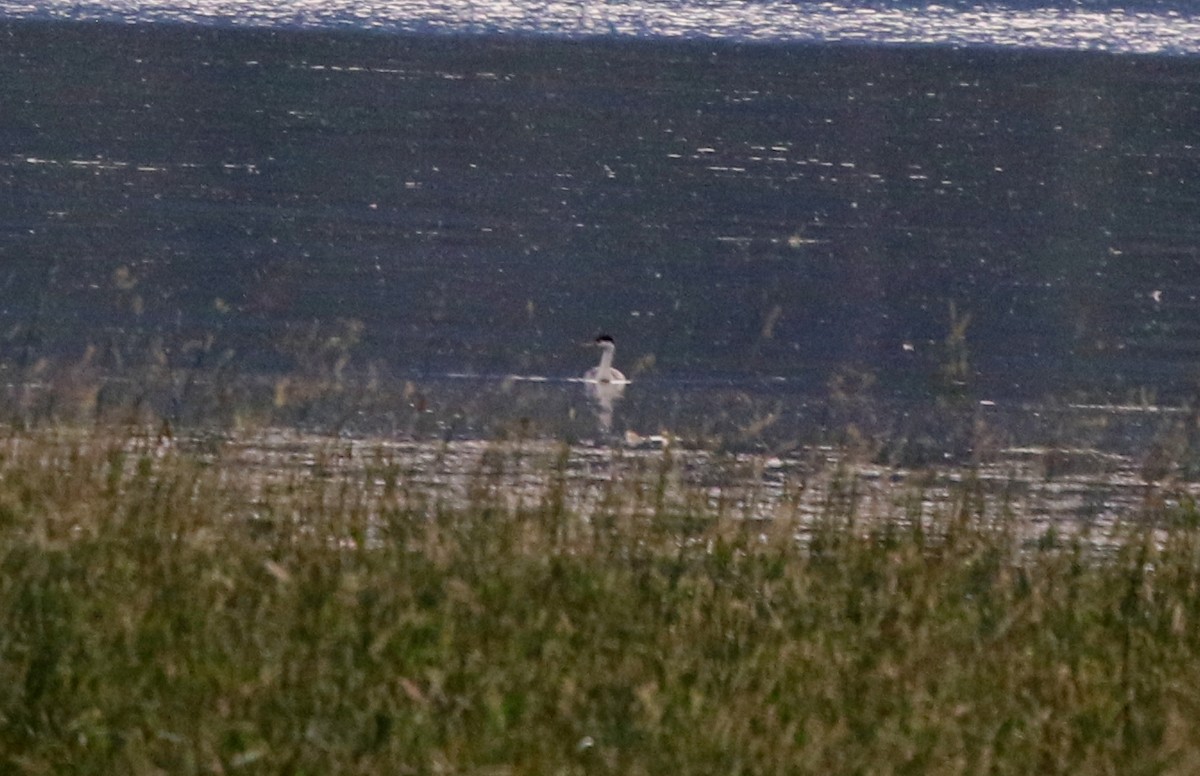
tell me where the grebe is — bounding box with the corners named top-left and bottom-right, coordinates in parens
top-left (583, 334), bottom-right (627, 384)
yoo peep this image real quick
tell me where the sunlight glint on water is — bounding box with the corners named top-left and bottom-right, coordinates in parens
top-left (3, 0), bottom-right (1200, 54)
top-left (218, 430), bottom-right (1197, 546)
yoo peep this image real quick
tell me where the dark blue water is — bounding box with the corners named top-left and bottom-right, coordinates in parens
top-left (2, 7), bottom-right (1200, 451)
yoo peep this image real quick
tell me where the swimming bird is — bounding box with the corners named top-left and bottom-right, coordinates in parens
top-left (583, 334), bottom-right (627, 436)
top-left (584, 334), bottom-right (627, 384)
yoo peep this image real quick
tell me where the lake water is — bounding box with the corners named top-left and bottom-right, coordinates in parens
top-left (2, 3), bottom-right (1200, 464)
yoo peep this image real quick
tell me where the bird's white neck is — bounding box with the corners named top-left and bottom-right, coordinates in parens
top-left (595, 346), bottom-right (615, 379)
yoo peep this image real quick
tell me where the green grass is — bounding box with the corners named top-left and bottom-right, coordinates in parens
top-left (2, 427), bottom-right (1200, 774)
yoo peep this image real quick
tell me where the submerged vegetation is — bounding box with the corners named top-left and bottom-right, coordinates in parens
top-left (2, 425), bottom-right (1200, 773)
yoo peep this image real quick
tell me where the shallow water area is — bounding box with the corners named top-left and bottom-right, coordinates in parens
top-left (178, 419), bottom-right (1195, 551)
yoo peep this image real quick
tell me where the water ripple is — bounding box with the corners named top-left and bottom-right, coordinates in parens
top-left (3, 0), bottom-right (1200, 55)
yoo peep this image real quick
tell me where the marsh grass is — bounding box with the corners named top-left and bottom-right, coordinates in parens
top-left (3, 427), bottom-right (1200, 774)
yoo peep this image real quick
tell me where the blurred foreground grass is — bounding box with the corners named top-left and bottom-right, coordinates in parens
top-left (3, 426), bottom-right (1200, 774)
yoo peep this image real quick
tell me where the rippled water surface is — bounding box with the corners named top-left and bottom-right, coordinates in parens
top-left (5, 0), bottom-right (1200, 54)
top-left (2, 6), bottom-right (1200, 466)
top-left (201, 424), bottom-right (1199, 542)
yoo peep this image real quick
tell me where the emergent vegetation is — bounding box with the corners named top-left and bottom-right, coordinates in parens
top-left (2, 427), bottom-right (1200, 774)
